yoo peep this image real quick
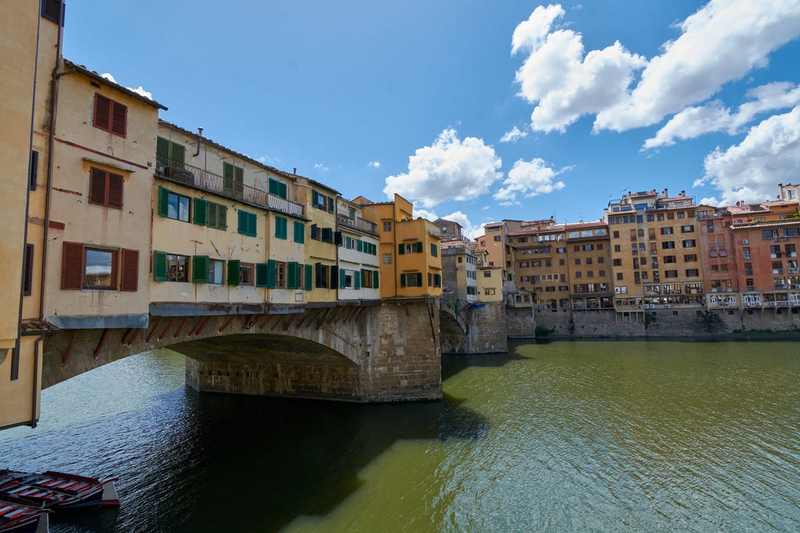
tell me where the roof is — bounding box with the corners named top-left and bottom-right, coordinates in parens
top-left (730, 219), bottom-right (800, 230)
top-left (64, 59), bottom-right (167, 110)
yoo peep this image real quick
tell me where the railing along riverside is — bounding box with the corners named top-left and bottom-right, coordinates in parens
top-left (157, 159), bottom-right (304, 217)
top-left (337, 215), bottom-right (378, 235)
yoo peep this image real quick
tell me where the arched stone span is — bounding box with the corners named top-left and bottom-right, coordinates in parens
top-left (41, 299), bottom-right (442, 403)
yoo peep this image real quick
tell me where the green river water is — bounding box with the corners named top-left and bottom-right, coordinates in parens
top-left (1, 340), bottom-right (798, 532)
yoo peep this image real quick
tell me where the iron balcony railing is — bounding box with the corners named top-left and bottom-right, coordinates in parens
top-left (156, 158), bottom-right (304, 218)
top-left (337, 215), bottom-right (378, 235)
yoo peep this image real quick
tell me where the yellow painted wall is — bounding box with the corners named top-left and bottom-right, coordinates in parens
top-left (478, 267), bottom-right (503, 302)
top-left (44, 71), bottom-right (158, 323)
top-left (299, 181), bottom-right (338, 302)
top-left (266, 211), bottom-right (307, 305)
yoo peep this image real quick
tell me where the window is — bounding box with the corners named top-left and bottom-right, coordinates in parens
top-left (400, 272), bottom-right (423, 287)
top-left (685, 269), bottom-right (699, 277)
top-left (269, 178), bottom-right (287, 199)
top-left (383, 221), bottom-right (392, 232)
top-left (343, 269), bottom-right (355, 289)
top-left (89, 168), bottom-right (124, 209)
top-left (273, 215), bottom-right (287, 240)
top-left (29, 150), bottom-right (38, 191)
top-left (483, 271), bottom-right (492, 278)
top-left (574, 258), bottom-right (581, 265)
top-left (431, 243), bottom-right (438, 257)
top-left (665, 270), bottom-right (678, 279)
top-left (288, 220), bottom-right (303, 243)
top-left (493, 235), bottom-right (501, 241)
top-left (616, 273), bottom-right (623, 280)
top-left (315, 263), bottom-right (330, 288)
top-left (682, 239), bottom-right (696, 248)
top-left (275, 261), bottom-right (287, 288)
top-left (458, 257), bottom-right (463, 263)
top-left (23, 244), bottom-right (34, 296)
top-left (93, 93), bottom-right (127, 137)
top-left (238, 210), bottom-right (258, 237)
top-left (223, 162), bottom-right (244, 199)
top-left (681, 225), bottom-right (694, 233)
top-left (166, 254), bottom-right (189, 282)
top-left (661, 227), bottom-right (673, 235)
top-left (614, 245), bottom-right (621, 252)
top-left (42, 0), bottom-right (64, 25)
top-left (156, 137), bottom-right (185, 170)
top-left (742, 247), bottom-right (751, 260)
top-left (383, 253), bottom-right (392, 264)
top-left (209, 259), bottom-right (224, 284)
top-left (207, 201), bottom-right (227, 230)
top-left (312, 190), bottom-right (333, 212)
top-left (158, 187), bottom-right (190, 222)
top-left (63, 243), bottom-right (138, 291)
top-left (662, 241), bottom-right (675, 249)
top-left (613, 259), bottom-right (622, 266)
top-left (83, 248), bottom-right (116, 289)
top-left (321, 228), bottom-right (333, 243)
top-left (239, 263), bottom-right (254, 286)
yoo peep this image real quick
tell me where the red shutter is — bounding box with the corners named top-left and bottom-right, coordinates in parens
top-left (61, 242), bottom-right (84, 290)
top-left (89, 168), bottom-right (107, 206)
top-left (94, 94), bottom-right (111, 131)
top-left (108, 173), bottom-right (124, 209)
top-left (120, 249), bottom-right (139, 292)
top-left (111, 102), bottom-right (127, 136)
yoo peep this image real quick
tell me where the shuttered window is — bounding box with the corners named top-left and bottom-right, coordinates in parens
top-left (93, 93), bottom-right (127, 137)
top-left (89, 167), bottom-right (124, 209)
top-left (29, 151), bottom-right (38, 191)
top-left (207, 201), bottom-right (227, 230)
top-left (227, 260), bottom-right (241, 286)
top-left (223, 162), bottom-right (244, 199)
top-left (275, 216), bottom-right (287, 239)
top-left (238, 210), bottom-right (257, 237)
top-left (256, 263), bottom-right (270, 288)
top-left (293, 221), bottom-right (305, 243)
top-left (305, 264), bottom-right (312, 291)
top-left (153, 251), bottom-right (167, 282)
top-left (157, 186), bottom-right (190, 221)
top-left (269, 178), bottom-right (287, 199)
top-left (192, 256), bottom-right (209, 283)
top-left (23, 245), bottom-right (34, 296)
top-left (42, 0), bottom-right (64, 25)
top-left (287, 262), bottom-right (299, 290)
top-left (193, 198), bottom-right (208, 226)
top-left (61, 242), bottom-right (84, 290)
top-left (156, 137), bottom-right (185, 169)
top-left (120, 249), bottom-right (139, 291)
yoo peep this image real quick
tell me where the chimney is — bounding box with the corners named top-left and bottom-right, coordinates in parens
top-left (293, 167), bottom-right (297, 175)
top-left (680, 190), bottom-right (685, 197)
top-left (662, 188), bottom-right (668, 198)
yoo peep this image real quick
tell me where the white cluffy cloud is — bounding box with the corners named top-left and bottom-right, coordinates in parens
top-left (643, 82), bottom-right (800, 149)
top-left (367, 161), bottom-right (381, 168)
top-left (511, 1), bottom-right (800, 134)
top-left (412, 208), bottom-right (486, 240)
top-left (493, 158), bottom-right (568, 205)
top-left (101, 72), bottom-right (153, 100)
top-left (499, 126), bottom-right (529, 143)
top-left (313, 163), bottom-right (329, 171)
top-left (512, 5), bottom-right (646, 132)
top-left (383, 129), bottom-right (502, 208)
top-left (695, 106), bottom-right (800, 205)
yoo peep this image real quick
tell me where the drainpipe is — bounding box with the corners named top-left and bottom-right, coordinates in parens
top-left (30, 335), bottom-right (45, 428)
top-left (12, 5), bottom-right (43, 384)
top-left (193, 127), bottom-right (203, 157)
top-left (39, 3), bottom-right (74, 322)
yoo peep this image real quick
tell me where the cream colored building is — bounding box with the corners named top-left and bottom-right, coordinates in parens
top-left (337, 198), bottom-right (381, 302)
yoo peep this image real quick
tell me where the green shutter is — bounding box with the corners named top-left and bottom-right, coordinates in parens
top-left (400, 273), bottom-right (406, 288)
top-left (219, 205), bottom-right (228, 230)
top-left (153, 251), bottom-right (167, 281)
top-left (415, 241), bottom-right (423, 253)
top-left (267, 259), bottom-right (276, 289)
top-left (158, 186), bottom-right (169, 217)
top-left (288, 261), bottom-right (299, 289)
top-left (312, 190), bottom-right (319, 207)
top-left (294, 221), bottom-right (305, 243)
top-left (355, 270), bottom-right (361, 290)
top-left (398, 243), bottom-right (405, 255)
top-left (171, 142), bottom-right (185, 167)
top-left (234, 166), bottom-right (244, 199)
top-left (223, 162), bottom-right (234, 196)
top-left (269, 178), bottom-right (278, 195)
top-left (156, 137), bottom-right (170, 168)
top-left (305, 264), bottom-right (312, 291)
top-left (239, 210), bottom-right (256, 236)
top-left (276, 216), bottom-right (287, 240)
top-left (340, 268), bottom-right (346, 289)
top-left (374, 270), bottom-right (379, 289)
top-left (249, 212), bottom-right (258, 237)
top-left (194, 198), bottom-right (207, 226)
top-left (227, 260), bottom-right (240, 286)
top-left (357, 240), bottom-right (363, 252)
top-left (327, 196), bottom-right (334, 213)
top-left (192, 256), bottom-right (209, 283)
top-left (256, 263), bottom-right (269, 287)
top-left (279, 182), bottom-right (287, 198)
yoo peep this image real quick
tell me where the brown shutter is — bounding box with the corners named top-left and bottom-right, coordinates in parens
top-left (120, 249), bottom-right (138, 291)
top-left (61, 242), bottom-right (84, 290)
top-left (111, 102), bottom-right (127, 136)
top-left (23, 244), bottom-right (34, 296)
top-left (108, 173), bottom-right (124, 209)
top-left (94, 93), bottom-right (111, 131)
top-left (89, 168), bottom-right (107, 206)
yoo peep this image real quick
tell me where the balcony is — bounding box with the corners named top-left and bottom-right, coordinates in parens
top-left (156, 159), bottom-right (304, 218)
top-left (337, 215), bottom-right (378, 235)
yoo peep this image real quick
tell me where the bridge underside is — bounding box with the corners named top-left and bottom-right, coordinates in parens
top-left (40, 299), bottom-right (442, 405)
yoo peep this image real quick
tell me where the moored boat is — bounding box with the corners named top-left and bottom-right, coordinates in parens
top-left (0, 496), bottom-right (50, 533)
top-left (0, 471), bottom-right (119, 510)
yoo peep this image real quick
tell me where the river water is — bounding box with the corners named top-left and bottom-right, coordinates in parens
top-left (1, 341), bottom-right (799, 532)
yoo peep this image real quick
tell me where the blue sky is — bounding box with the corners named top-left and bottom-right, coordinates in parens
top-left (64, 0), bottom-right (800, 237)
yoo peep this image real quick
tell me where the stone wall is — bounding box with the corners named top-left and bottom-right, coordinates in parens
top-left (441, 302), bottom-right (508, 354)
top-left (507, 306), bottom-right (537, 338)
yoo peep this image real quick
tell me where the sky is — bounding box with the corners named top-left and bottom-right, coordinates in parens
top-left (64, 0), bottom-right (800, 238)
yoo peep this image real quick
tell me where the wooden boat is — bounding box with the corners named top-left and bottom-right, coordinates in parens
top-left (0, 496), bottom-right (50, 533)
top-left (0, 471), bottom-right (119, 510)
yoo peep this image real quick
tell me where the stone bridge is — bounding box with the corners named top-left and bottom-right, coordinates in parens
top-left (42, 298), bottom-right (442, 403)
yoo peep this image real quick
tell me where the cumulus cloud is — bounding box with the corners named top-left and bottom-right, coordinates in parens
top-left (367, 161), bottom-right (381, 168)
top-left (100, 72), bottom-right (117, 83)
top-left (695, 106), bottom-right (800, 205)
top-left (257, 155), bottom-right (281, 166)
top-left (413, 208), bottom-right (439, 222)
top-left (383, 128), bottom-right (503, 208)
top-left (493, 158), bottom-right (568, 205)
top-left (643, 82), bottom-right (800, 149)
top-left (313, 163), bottom-right (329, 171)
top-left (512, 4), bottom-right (646, 132)
top-left (699, 197), bottom-right (721, 206)
top-left (100, 72), bottom-right (153, 100)
top-left (499, 126), bottom-right (529, 143)
top-left (511, 2), bottom-right (800, 134)
top-left (596, 0), bottom-right (800, 132)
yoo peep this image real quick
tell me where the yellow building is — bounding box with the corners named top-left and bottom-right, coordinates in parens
top-left (605, 189), bottom-right (703, 311)
top-left (151, 121), bottom-right (309, 313)
top-left (506, 220), bottom-right (564, 309)
top-left (477, 263), bottom-right (504, 303)
top-left (356, 194), bottom-right (442, 298)
top-left (336, 198), bottom-right (381, 302)
top-left (0, 0), bottom-right (55, 429)
top-left (299, 178), bottom-right (339, 303)
top-left (564, 222), bottom-right (612, 310)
